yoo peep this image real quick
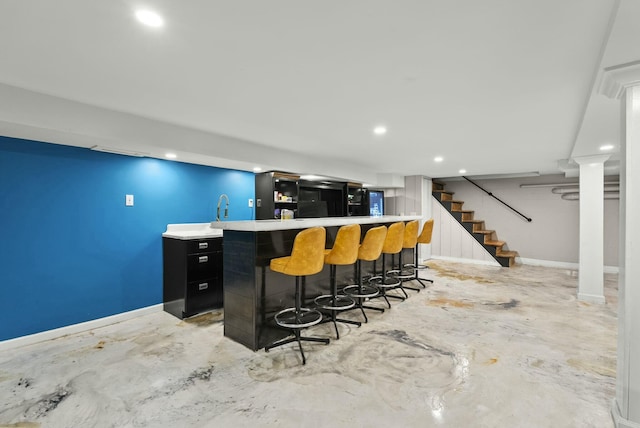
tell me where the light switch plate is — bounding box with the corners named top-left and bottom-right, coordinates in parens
top-left (125, 194), bottom-right (134, 206)
top-left (248, 198), bottom-right (254, 207)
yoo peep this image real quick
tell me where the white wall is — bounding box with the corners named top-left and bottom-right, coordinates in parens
top-left (440, 174), bottom-right (619, 266)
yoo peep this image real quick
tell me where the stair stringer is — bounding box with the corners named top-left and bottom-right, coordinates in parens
top-left (431, 195), bottom-right (501, 266)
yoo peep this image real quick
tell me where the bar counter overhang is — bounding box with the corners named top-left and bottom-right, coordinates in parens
top-left (212, 215), bottom-right (422, 351)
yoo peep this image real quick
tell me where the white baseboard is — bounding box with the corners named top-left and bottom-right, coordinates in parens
top-left (577, 292), bottom-right (606, 304)
top-left (518, 257), bottom-right (579, 270)
top-left (429, 255), bottom-right (501, 267)
top-left (0, 304), bottom-right (164, 352)
top-left (430, 255), bottom-right (619, 274)
top-left (518, 257), bottom-right (619, 274)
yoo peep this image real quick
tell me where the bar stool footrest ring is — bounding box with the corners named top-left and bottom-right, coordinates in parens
top-left (387, 268), bottom-right (416, 279)
top-left (404, 263), bottom-right (429, 270)
top-left (274, 308), bottom-right (324, 329)
top-left (369, 276), bottom-right (402, 288)
top-left (342, 284), bottom-right (380, 299)
top-left (314, 294), bottom-right (356, 311)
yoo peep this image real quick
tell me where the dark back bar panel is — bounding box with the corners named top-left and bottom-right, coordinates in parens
top-left (223, 221), bottom-right (413, 350)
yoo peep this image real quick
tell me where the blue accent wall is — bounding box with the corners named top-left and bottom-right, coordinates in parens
top-left (0, 136), bottom-right (255, 341)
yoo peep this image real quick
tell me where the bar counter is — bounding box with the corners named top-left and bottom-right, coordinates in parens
top-left (211, 215), bottom-right (421, 350)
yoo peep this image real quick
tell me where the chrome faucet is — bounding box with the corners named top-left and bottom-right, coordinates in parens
top-left (216, 194), bottom-right (229, 221)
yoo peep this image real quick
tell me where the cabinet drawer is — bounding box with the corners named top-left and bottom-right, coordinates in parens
top-left (185, 277), bottom-right (223, 315)
top-left (187, 238), bottom-right (222, 254)
top-left (187, 252), bottom-right (219, 280)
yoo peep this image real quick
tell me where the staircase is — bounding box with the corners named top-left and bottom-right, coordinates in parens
top-left (432, 182), bottom-right (518, 267)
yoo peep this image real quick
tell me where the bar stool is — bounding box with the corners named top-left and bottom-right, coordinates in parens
top-left (343, 225), bottom-right (387, 322)
top-left (388, 220), bottom-right (421, 292)
top-left (404, 218), bottom-right (435, 288)
top-left (369, 221), bottom-right (407, 307)
top-left (314, 223), bottom-right (362, 339)
top-left (264, 226), bottom-right (330, 365)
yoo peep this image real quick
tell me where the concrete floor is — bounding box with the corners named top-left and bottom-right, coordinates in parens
top-left (0, 261), bottom-right (617, 427)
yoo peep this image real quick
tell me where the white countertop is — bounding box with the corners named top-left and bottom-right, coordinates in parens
top-left (208, 215), bottom-right (422, 232)
top-left (163, 223), bottom-right (224, 240)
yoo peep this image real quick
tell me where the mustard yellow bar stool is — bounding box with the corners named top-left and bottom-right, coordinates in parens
top-left (314, 223), bottom-right (362, 339)
top-left (388, 219), bottom-right (422, 292)
top-left (404, 218), bottom-right (435, 288)
top-left (343, 225), bottom-right (387, 322)
top-left (369, 221), bottom-right (408, 307)
top-left (264, 226), bottom-right (330, 365)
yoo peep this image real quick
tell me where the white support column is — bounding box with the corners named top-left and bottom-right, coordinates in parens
top-left (600, 62), bottom-right (640, 428)
top-left (574, 155), bottom-right (610, 304)
top-left (401, 175), bottom-right (433, 264)
top-left (421, 177), bottom-right (434, 262)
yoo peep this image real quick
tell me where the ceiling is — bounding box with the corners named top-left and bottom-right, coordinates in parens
top-left (0, 0), bottom-right (636, 186)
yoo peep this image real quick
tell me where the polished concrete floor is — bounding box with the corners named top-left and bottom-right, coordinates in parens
top-left (0, 261), bottom-right (617, 427)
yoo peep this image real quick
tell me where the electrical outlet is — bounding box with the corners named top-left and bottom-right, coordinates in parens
top-left (248, 199), bottom-right (254, 207)
top-left (125, 194), bottom-right (134, 206)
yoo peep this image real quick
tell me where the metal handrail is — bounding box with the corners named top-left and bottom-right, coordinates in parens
top-left (463, 176), bottom-right (532, 222)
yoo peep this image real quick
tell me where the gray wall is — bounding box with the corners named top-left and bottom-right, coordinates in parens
top-left (441, 174), bottom-right (619, 266)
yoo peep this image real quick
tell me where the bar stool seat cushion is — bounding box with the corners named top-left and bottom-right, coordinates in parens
top-left (324, 223), bottom-right (361, 266)
top-left (358, 225), bottom-right (388, 261)
top-left (417, 218), bottom-right (434, 244)
top-left (270, 227), bottom-right (326, 276)
top-left (382, 222), bottom-right (405, 255)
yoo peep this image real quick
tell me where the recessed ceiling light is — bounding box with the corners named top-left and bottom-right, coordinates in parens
top-left (253, 167), bottom-right (262, 172)
top-left (434, 156), bottom-right (443, 162)
top-left (373, 126), bottom-right (387, 136)
top-left (599, 144), bottom-right (615, 151)
top-left (165, 153), bottom-right (177, 159)
top-left (135, 9), bottom-right (164, 28)
top-left (459, 169), bottom-right (467, 174)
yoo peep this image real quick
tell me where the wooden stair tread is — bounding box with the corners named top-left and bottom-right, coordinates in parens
top-left (475, 230), bottom-right (495, 235)
top-left (451, 209), bottom-right (474, 213)
top-left (485, 240), bottom-right (505, 246)
top-left (462, 220), bottom-right (484, 223)
top-left (433, 190), bottom-right (454, 195)
top-left (497, 250), bottom-right (518, 258)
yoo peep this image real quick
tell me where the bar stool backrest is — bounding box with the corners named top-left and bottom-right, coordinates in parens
top-left (270, 227), bottom-right (326, 276)
top-left (358, 226), bottom-right (387, 261)
top-left (417, 219), bottom-right (434, 244)
top-left (325, 223), bottom-right (361, 265)
top-left (403, 220), bottom-right (420, 249)
top-left (382, 222), bottom-right (405, 254)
